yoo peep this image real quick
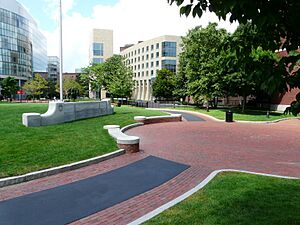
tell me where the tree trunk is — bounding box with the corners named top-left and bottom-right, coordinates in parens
top-left (242, 93), bottom-right (247, 113)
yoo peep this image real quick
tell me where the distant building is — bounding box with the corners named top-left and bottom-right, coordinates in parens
top-left (89, 29), bottom-right (114, 99)
top-left (89, 29), bottom-right (113, 65)
top-left (47, 56), bottom-right (60, 83)
top-left (63, 72), bottom-right (80, 81)
top-left (120, 35), bottom-right (182, 101)
top-left (0, 0), bottom-right (47, 93)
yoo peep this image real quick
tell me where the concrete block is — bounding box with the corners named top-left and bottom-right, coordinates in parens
top-left (22, 113), bottom-right (41, 127)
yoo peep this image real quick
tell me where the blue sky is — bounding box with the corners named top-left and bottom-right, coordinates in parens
top-left (18, 0), bottom-right (119, 31)
top-left (16, 0), bottom-right (237, 72)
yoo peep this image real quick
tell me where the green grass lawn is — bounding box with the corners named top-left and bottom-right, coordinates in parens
top-left (144, 172), bottom-right (300, 225)
top-left (0, 103), bottom-right (166, 178)
top-left (168, 107), bottom-right (298, 121)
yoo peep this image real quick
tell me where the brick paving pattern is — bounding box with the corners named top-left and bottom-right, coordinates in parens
top-left (1, 113), bottom-right (299, 225)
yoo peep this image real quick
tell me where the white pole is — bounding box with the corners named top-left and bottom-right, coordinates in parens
top-left (59, 0), bottom-right (63, 101)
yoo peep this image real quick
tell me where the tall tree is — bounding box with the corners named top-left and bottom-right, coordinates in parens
top-left (104, 55), bottom-right (134, 100)
top-left (0, 77), bottom-right (19, 100)
top-left (220, 23), bottom-right (284, 112)
top-left (168, 0), bottom-right (300, 91)
top-left (180, 23), bottom-right (229, 105)
top-left (23, 74), bottom-right (48, 99)
top-left (57, 77), bottom-right (83, 100)
top-left (152, 69), bottom-right (175, 100)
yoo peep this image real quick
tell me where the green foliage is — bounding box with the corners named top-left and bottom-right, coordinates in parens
top-left (23, 74), bottom-right (48, 99)
top-left (168, 0), bottom-right (300, 89)
top-left (56, 77), bottom-right (83, 100)
top-left (0, 76), bottom-right (19, 99)
top-left (180, 23), bottom-right (228, 104)
top-left (82, 55), bottom-right (133, 99)
top-left (152, 69), bottom-right (176, 99)
top-left (104, 55), bottom-right (134, 98)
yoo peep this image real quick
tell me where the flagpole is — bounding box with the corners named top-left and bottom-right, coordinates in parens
top-left (59, 0), bottom-right (63, 101)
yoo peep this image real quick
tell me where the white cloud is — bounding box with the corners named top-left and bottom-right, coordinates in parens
top-left (44, 0), bottom-right (238, 72)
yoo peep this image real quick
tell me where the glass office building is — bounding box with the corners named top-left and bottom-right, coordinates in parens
top-left (0, 0), bottom-right (47, 90)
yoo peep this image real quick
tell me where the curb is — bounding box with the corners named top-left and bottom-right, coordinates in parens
top-left (128, 169), bottom-right (299, 225)
top-left (0, 149), bottom-right (125, 188)
top-left (148, 108), bottom-right (300, 124)
top-left (121, 123), bottom-right (144, 132)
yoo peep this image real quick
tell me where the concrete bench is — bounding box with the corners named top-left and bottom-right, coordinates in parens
top-left (134, 114), bottom-right (182, 124)
top-left (104, 125), bottom-right (140, 153)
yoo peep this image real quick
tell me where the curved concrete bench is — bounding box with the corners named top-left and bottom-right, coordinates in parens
top-left (134, 114), bottom-right (182, 125)
top-left (104, 125), bottom-right (140, 153)
top-left (22, 99), bottom-right (114, 127)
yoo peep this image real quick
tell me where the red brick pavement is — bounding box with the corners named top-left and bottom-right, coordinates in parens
top-left (1, 117), bottom-right (299, 225)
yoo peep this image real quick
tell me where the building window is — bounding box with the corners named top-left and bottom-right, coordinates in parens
top-left (162, 59), bottom-right (176, 73)
top-left (151, 53), bottom-right (154, 59)
top-left (93, 43), bottom-right (104, 56)
top-left (156, 52), bottom-right (159, 58)
top-left (156, 61), bottom-right (159, 67)
top-left (142, 47), bottom-right (144, 53)
top-left (146, 62), bottom-right (149, 68)
top-left (92, 58), bottom-right (104, 64)
top-left (146, 46), bottom-right (149, 52)
top-left (151, 62), bottom-right (154, 67)
top-left (146, 54), bottom-right (149, 60)
top-left (156, 43), bottom-right (159, 49)
top-left (162, 42), bottom-right (177, 57)
top-left (151, 45), bottom-right (154, 51)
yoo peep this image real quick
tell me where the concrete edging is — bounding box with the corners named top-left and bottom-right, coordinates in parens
top-left (121, 123), bottom-right (144, 133)
top-left (148, 108), bottom-right (300, 124)
top-left (128, 169), bottom-right (299, 225)
top-left (0, 149), bottom-right (125, 188)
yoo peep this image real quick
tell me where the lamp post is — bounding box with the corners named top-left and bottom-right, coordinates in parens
top-left (59, 0), bottom-right (63, 101)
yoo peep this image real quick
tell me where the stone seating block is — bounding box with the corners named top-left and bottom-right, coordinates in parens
top-left (22, 113), bottom-right (41, 127)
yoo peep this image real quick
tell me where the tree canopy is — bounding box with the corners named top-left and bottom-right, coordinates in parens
top-left (152, 69), bottom-right (176, 99)
top-left (23, 74), bottom-right (48, 99)
top-left (82, 55), bottom-right (134, 99)
top-left (0, 77), bottom-right (19, 99)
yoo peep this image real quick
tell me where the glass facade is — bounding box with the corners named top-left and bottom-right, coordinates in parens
top-left (93, 58), bottom-right (104, 64)
top-left (0, 7), bottom-right (32, 79)
top-left (162, 59), bottom-right (177, 73)
top-left (0, 1), bottom-right (47, 84)
top-left (162, 41), bottom-right (177, 57)
top-left (93, 43), bottom-right (104, 56)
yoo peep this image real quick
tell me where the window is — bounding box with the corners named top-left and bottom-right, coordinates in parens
top-left (162, 60), bottom-right (176, 73)
top-left (151, 45), bottom-right (154, 51)
top-left (156, 52), bottom-right (159, 58)
top-left (151, 62), bottom-right (154, 67)
top-left (146, 46), bottom-right (149, 52)
top-left (162, 42), bottom-right (177, 57)
top-left (93, 43), bottom-right (104, 56)
top-left (156, 61), bottom-right (159, 67)
top-left (92, 58), bottom-right (104, 64)
top-left (156, 43), bottom-right (159, 49)
top-left (146, 54), bottom-right (149, 60)
top-left (151, 53), bottom-right (154, 59)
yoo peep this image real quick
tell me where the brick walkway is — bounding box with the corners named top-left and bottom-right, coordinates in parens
top-left (1, 114), bottom-right (300, 225)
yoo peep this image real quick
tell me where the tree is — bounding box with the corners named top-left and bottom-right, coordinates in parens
top-left (82, 63), bottom-right (106, 96)
top-left (152, 69), bottom-right (175, 100)
top-left (0, 77), bottom-right (19, 100)
top-left (57, 77), bottom-right (83, 100)
top-left (173, 51), bottom-right (189, 101)
top-left (104, 55), bottom-right (134, 101)
top-left (219, 23), bottom-right (282, 112)
top-left (168, 0), bottom-right (300, 93)
top-left (23, 74), bottom-right (48, 99)
top-left (180, 23), bottom-right (229, 106)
